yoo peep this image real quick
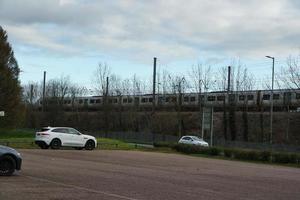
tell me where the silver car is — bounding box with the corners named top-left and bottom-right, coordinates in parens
top-left (178, 136), bottom-right (209, 147)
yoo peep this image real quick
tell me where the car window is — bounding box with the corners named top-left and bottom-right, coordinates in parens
top-left (52, 128), bottom-right (68, 133)
top-left (191, 136), bottom-right (202, 141)
top-left (68, 128), bottom-right (81, 135)
top-left (40, 128), bottom-right (50, 132)
top-left (182, 137), bottom-right (191, 140)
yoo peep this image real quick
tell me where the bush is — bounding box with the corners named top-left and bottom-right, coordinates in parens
top-left (208, 147), bottom-right (222, 156)
top-left (173, 144), bottom-right (300, 165)
top-left (272, 152), bottom-right (300, 164)
top-left (224, 148), bottom-right (235, 158)
top-left (258, 151), bottom-right (271, 162)
top-left (153, 142), bottom-right (176, 148)
top-left (173, 144), bottom-right (221, 156)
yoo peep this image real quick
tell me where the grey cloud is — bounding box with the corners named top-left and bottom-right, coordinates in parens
top-left (0, 0), bottom-right (299, 62)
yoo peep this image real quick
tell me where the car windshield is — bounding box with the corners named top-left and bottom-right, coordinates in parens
top-left (191, 136), bottom-right (203, 141)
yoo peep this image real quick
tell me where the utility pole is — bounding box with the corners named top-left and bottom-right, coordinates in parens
top-left (42, 71), bottom-right (46, 112)
top-left (152, 57), bottom-right (157, 143)
top-left (30, 84), bottom-right (34, 105)
top-left (266, 56), bottom-right (275, 144)
top-left (227, 66), bottom-right (231, 92)
top-left (106, 76), bottom-right (109, 97)
top-left (152, 57), bottom-right (157, 113)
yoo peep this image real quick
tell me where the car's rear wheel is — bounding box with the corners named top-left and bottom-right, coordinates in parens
top-left (50, 139), bottom-right (61, 149)
top-left (85, 140), bottom-right (95, 150)
top-left (0, 156), bottom-right (16, 176)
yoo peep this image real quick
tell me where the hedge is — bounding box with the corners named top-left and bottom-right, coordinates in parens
top-left (171, 144), bottom-right (300, 165)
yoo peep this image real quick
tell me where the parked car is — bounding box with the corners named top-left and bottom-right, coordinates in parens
top-left (0, 145), bottom-right (22, 176)
top-left (35, 127), bottom-right (97, 150)
top-left (178, 136), bottom-right (209, 147)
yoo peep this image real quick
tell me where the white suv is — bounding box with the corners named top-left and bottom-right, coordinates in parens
top-left (35, 127), bottom-right (97, 150)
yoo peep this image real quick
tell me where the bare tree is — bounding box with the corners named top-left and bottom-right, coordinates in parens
top-left (279, 55), bottom-right (300, 89)
top-left (94, 63), bottom-right (111, 96)
top-left (23, 82), bottom-right (39, 106)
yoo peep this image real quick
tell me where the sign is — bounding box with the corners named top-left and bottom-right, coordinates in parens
top-left (202, 107), bottom-right (212, 130)
top-left (0, 111), bottom-right (4, 117)
top-left (201, 107), bottom-right (214, 146)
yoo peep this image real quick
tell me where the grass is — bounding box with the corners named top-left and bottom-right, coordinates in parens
top-left (0, 128), bottom-right (35, 138)
top-left (0, 129), bottom-right (139, 150)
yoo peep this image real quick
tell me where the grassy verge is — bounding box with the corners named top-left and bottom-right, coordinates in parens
top-left (0, 129), bottom-right (140, 150)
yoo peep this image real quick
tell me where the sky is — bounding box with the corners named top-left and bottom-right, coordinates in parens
top-left (0, 0), bottom-right (300, 92)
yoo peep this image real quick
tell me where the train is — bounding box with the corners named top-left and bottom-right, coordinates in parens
top-left (40, 89), bottom-right (300, 112)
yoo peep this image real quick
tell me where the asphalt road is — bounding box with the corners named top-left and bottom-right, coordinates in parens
top-left (1, 149), bottom-right (300, 200)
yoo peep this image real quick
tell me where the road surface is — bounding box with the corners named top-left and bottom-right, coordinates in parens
top-left (1, 149), bottom-right (299, 200)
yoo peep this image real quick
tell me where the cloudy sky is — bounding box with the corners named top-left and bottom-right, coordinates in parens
top-left (0, 0), bottom-right (300, 90)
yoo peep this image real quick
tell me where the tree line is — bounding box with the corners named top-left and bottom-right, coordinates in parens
top-left (1, 25), bottom-right (300, 145)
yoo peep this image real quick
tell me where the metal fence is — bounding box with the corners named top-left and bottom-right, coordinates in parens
top-left (214, 139), bottom-right (300, 153)
top-left (88, 131), bottom-right (180, 144)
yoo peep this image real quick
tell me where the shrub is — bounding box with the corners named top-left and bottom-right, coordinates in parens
top-left (230, 149), bottom-right (260, 161)
top-left (173, 144), bottom-right (300, 165)
top-left (208, 147), bottom-right (222, 156)
top-left (257, 151), bottom-right (271, 162)
top-left (224, 148), bottom-right (234, 158)
top-left (153, 142), bottom-right (176, 148)
top-left (173, 144), bottom-right (221, 156)
top-left (272, 152), bottom-right (300, 164)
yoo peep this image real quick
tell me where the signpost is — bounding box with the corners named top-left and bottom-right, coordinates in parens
top-left (0, 111), bottom-right (4, 117)
top-left (201, 107), bottom-right (214, 146)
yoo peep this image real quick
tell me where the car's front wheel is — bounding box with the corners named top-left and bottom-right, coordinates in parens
top-left (50, 139), bottom-right (61, 149)
top-left (0, 156), bottom-right (16, 176)
top-left (85, 140), bottom-right (95, 150)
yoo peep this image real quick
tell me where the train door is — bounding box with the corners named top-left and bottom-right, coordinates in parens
top-left (283, 92), bottom-right (292, 106)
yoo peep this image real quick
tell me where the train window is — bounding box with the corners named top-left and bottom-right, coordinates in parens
top-left (113, 99), bottom-right (118, 103)
top-left (67, 100), bottom-right (71, 104)
top-left (273, 94), bottom-right (280, 100)
top-left (247, 95), bottom-right (254, 100)
top-left (190, 96), bottom-right (196, 102)
top-left (296, 93), bottom-right (300, 99)
top-left (149, 98), bottom-right (153, 103)
top-left (109, 99), bottom-right (113, 103)
top-left (184, 97), bottom-right (189, 102)
top-left (84, 99), bottom-right (88, 103)
top-left (79, 100), bottom-right (83, 104)
top-left (199, 95), bottom-right (205, 102)
top-left (166, 97), bottom-right (170, 102)
top-left (128, 98), bottom-right (133, 103)
top-left (123, 98), bottom-right (128, 103)
top-left (217, 96), bottom-right (225, 101)
top-left (63, 100), bottom-right (68, 104)
top-left (158, 97), bottom-right (163, 102)
top-left (239, 95), bottom-right (245, 101)
top-left (207, 96), bottom-right (216, 101)
top-left (141, 98), bottom-right (148, 103)
top-left (172, 97), bottom-right (177, 103)
top-left (134, 97), bottom-right (139, 103)
top-left (263, 94), bottom-right (270, 100)
top-left (229, 95), bottom-right (235, 101)
top-left (96, 99), bottom-right (101, 104)
top-left (90, 99), bottom-right (95, 104)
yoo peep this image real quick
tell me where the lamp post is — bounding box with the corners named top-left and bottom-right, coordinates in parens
top-left (266, 56), bottom-right (275, 144)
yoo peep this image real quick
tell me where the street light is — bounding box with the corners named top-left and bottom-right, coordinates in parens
top-left (266, 56), bottom-right (275, 144)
